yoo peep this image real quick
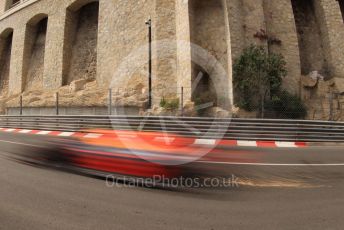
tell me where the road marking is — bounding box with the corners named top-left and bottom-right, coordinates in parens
top-left (194, 139), bottom-right (217, 145)
top-left (36, 131), bottom-right (52, 135)
top-left (237, 141), bottom-right (257, 147)
top-left (198, 160), bottom-right (344, 167)
top-left (0, 139), bottom-right (43, 148)
top-left (83, 133), bottom-right (103, 138)
top-left (58, 132), bottom-right (75, 137)
top-left (0, 127), bottom-right (307, 148)
top-left (275, 142), bottom-right (297, 148)
top-left (5, 129), bottom-right (16, 132)
top-left (18, 129), bottom-right (32, 134)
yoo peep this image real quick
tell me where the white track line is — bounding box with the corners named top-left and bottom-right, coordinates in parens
top-left (0, 139), bottom-right (43, 148)
top-left (198, 160), bottom-right (344, 167)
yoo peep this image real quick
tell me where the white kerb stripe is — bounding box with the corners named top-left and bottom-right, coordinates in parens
top-left (84, 133), bottom-right (103, 138)
top-left (58, 132), bottom-right (75, 137)
top-left (194, 139), bottom-right (217, 146)
top-left (275, 142), bottom-right (297, 148)
top-left (5, 129), bottom-right (16, 132)
top-left (154, 137), bottom-right (175, 143)
top-left (237, 141), bottom-right (258, 147)
top-left (37, 131), bottom-right (51, 135)
top-left (18, 129), bottom-right (32, 134)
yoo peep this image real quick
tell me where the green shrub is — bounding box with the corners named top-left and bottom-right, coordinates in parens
top-left (160, 97), bottom-right (180, 111)
top-left (233, 45), bottom-right (287, 111)
top-left (160, 97), bottom-right (167, 108)
top-left (233, 44), bottom-right (306, 119)
top-left (265, 91), bottom-right (307, 119)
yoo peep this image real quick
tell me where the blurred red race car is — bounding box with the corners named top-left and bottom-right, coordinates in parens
top-left (30, 130), bottom-right (218, 182)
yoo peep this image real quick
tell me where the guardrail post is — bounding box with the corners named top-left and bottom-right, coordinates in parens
top-left (108, 88), bottom-right (112, 115)
top-left (19, 95), bottom-right (23, 116)
top-left (146, 18), bottom-right (152, 109)
top-left (329, 92), bottom-right (334, 121)
top-left (55, 92), bottom-right (59, 115)
top-left (181, 87), bottom-right (184, 117)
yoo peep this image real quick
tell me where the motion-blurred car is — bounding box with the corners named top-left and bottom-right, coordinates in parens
top-left (26, 130), bottom-right (216, 181)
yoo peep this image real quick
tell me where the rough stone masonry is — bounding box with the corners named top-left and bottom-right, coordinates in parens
top-left (0, 0), bottom-right (343, 119)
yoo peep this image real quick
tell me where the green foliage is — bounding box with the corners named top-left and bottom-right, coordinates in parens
top-left (265, 91), bottom-right (307, 119)
top-left (233, 45), bottom-right (306, 119)
top-left (160, 97), bottom-right (167, 108)
top-left (160, 97), bottom-right (180, 111)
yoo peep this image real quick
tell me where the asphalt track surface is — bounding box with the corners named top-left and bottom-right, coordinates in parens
top-left (0, 132), bottom-right (344, 230)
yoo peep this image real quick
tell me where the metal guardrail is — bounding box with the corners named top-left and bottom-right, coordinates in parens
top-left (0, 116), bottom-right (344, 142)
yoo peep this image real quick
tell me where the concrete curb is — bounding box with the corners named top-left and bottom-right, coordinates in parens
top-left (0, 127), bottom-right (308, 148)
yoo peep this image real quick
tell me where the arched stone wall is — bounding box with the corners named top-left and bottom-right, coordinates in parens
top-left (188, 0), bottom-right (231, 109)
top-left (4, 0), bottom-right (20, 11)
top-left (63, 0), bottom-right (99, 85)
top-left (0, 28), bottom-right (13, 95)
top-left (23, 14), bottom-right (48, 91)
top-left (291, 0), bottom-right (328, 76)
top-left (339, 0), bottom-right (344, 22)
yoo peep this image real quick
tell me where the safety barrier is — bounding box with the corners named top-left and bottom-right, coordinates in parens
top-left (0, 116), bottom-right (343, 142)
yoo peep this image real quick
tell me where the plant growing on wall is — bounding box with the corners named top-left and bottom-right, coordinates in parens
top-left (160, 97), bottom-right (180, 111)
top-left (233, 45), bottom-right (306, 119)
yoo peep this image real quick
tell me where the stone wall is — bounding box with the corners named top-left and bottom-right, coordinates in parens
top-left (0, 0), bottom-right (343, 118)
top-left (24, 17), bottom-right (47, 91)
top-left (65, 2), bottom-right (98, 85)
top-left (0, 28), bottom-right (12, 95)
top-left (263, 0), bottom-right (301, 95)
top-left (189, 0), bottom-right (230, 108)
top-left (291, 0), bottom-right (328, 76)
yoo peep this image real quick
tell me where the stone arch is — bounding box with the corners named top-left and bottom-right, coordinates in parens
top-left (0, 28), bottom-right (13, 95)
top-left (23, 14), bottom-right (48, 91)
top-left (27, 13), bottom-right (48, 26)
top-left (0, 28), bottom-right (13, 38)
top-left (67, 0), bottom-right (98, 11)
top-left (4, 0), bottom-right (20, 10)
top-left (188, 0), bottom-right (230, 110)
top-left (63, 0), bottom-right (99, 85)
top-left (339, 0), bottom-right (344, 22)
top-left (291, 0), bottom-right (328, 76)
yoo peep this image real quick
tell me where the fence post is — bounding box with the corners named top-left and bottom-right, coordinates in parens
top-left (181, 87), bottom-right (184, 117)
top-left (146, 18), bottom-right (152, 109)
top-left (19, 95), bottom-right (23, 116)
top-left (55, 92), bottom-right (59, 115)
top-left (329, 92), bottom-right (333, 121)
top-left (108, 88), bottom-right (112, 115)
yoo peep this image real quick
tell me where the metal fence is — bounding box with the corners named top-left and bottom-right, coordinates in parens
top-left (0, 116), bottom-right (344, 142)
top-left (6, 88), bottom-right (344, 122)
